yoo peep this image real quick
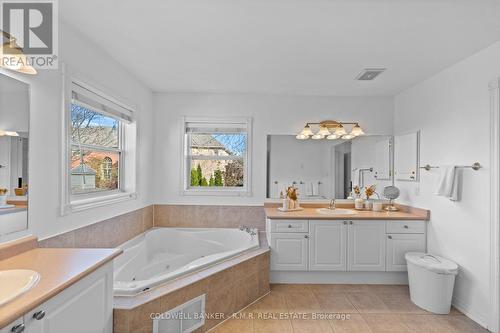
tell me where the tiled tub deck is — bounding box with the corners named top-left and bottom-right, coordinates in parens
top-left (113, 238), bottom-right (270, 333)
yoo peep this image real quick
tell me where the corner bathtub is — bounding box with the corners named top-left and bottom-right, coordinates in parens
top-left (113, 228), bottom-right (259, 296)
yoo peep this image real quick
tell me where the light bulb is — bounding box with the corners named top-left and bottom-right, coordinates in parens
top-left (326, 134), bottom-right (339, 140)
top-left (311, 134), bottom-right (324, 140)
top-left (351, 124), bottom-right (364, 136)
top-left (317, 125), bottom-right (330, 136)
top-left (341, 134), bottom-right (355, 140)
top-left (335, 125), bottom-right (347, 136)
top-left (300, 125), bottom-right (313, 136)
top-left (296, 134), bottom-right (309, 140)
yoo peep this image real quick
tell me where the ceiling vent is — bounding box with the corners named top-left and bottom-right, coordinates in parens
top-left (355, 68), bottom-right (386, 81)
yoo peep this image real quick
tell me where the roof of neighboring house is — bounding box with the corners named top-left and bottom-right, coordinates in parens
top-left (71, 164), bottom-right (96, 175)
top-left (191, 134), bottom-right (229, 151)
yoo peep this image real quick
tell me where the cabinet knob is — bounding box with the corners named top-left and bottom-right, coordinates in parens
top-left (288, 224), bottom-right (292, 228)
top-left (349, 221), bottom-right (353, 225)
top-left (33, 310), bottom-right (46, 320)
top-left (388, 235), bottom-right (392, 239)
top-left (343, 221), bottom-right (347, 225)
top-left (404, 225), bottom-right (409, 229)
top-left (304, 235), bottom-right (309, 239)
top-left (11, 324), bottom-right (25, 333)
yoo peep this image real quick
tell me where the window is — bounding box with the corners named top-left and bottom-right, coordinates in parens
top-left (182, 117), bottom-right (252, 195)
top-left (62, 78), bottom-right (137, 214)
top-left (102, 157), bottom-right (113, 180)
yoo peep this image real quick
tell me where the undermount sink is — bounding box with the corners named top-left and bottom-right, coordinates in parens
top-left (316, 208), bottom-right (357, 215)
top-left (0, 269), bottom-right (40, 306)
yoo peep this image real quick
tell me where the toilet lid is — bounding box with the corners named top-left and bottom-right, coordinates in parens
top-left (405, 252), bottom-right (459, 275)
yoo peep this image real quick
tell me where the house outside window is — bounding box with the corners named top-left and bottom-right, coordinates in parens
top-left (62, 77), bottom-right (137, 214)
top-left (182, 117), bottom-right (252, 196)
top-left (102, 156), bottom-right (113, 180)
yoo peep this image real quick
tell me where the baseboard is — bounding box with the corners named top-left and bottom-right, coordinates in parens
top-left (270, 271), bottom-right (409, 284)
top-left (452, 296), bottom-right (489, 330)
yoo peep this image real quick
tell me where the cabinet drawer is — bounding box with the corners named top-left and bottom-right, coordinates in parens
top-left (270, 219), bottom-right (308, 233)
top-left (386, 221), bottom-right (425, 234)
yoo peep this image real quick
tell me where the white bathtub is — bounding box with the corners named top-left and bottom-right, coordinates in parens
top-left (113, 228), bottom-right (259, 296)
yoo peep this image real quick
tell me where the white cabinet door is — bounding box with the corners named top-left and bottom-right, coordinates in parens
top-left (386, 234), bottom-right (426, 272)
top-left (0, 317), bottom-right (23, 333)
top-left (309, 220), bottom-right (347, 271)
top-left (348, 221), bottom-right (386, 271)
top-left (25, 263), bottom-right (113, 333)
top-left (270, 233), bottom-right (308, 271)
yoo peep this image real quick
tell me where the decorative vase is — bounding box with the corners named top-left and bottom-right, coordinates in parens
top-left (372, 201), bottom-right (383, 212)
top-left (365, 199), bottom-right (373, 210)
top-left (354, 197), bottom-right (364, 210)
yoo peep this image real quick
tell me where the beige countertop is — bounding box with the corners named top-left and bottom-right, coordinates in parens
top-left (0, 247), bottom-right (122, 328)
top-left (265, 206), bottom-right (429, 220)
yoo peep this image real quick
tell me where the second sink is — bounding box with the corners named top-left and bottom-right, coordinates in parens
top-left (0, 269), bottom-right (40, 307)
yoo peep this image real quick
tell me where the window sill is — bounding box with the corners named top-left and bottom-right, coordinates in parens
top-left (182, 189), bottom-right (252, 197)
top-left (62, 191), bottom-right (138, 215)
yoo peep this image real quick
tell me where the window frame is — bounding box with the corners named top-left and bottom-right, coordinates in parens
top-left (181, 116), bottom-right (252, 196)
top-left (61, 70), bottom-right (138, 215)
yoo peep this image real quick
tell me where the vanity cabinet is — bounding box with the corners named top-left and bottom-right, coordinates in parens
top-left (309, 221), bottom-right (347, 271)
top-left (267, 218), bottom-right (427, 274)
top-left (386, 220), bottom-right (426, 272)
top-left (347, 221), bottom-right (386, 271)
top-left (270, 233), bottom-right (308, 271)
top-left (1, 262), bottom-right (113, 333)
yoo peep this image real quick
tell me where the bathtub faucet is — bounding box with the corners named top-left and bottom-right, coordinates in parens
top-left (240, 225), bottom-right (256, 235)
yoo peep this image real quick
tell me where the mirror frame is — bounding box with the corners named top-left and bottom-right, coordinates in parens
top-left (0, 69), bottom-right (31, 239)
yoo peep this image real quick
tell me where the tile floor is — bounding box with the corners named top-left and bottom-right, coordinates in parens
top-left (209, 284), bottom-right (489, 333)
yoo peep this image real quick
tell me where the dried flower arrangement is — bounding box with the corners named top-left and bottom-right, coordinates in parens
top-left (0, 188), bottom-right (8, 195)
top-left (365, 185), bottom-right (376, 199)
top-left (353, 185), bottom-right (361, 198)
top-left (287, 186), bottom-right (298, 201)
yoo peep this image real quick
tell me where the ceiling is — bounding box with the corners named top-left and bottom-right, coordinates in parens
top-left (61, 0), bottom-right (500, 96)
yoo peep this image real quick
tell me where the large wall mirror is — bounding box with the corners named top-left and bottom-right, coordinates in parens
top-left (266, 135), bottom-right (393, 200)
top-left (0, 74), bottom-right (29, 237)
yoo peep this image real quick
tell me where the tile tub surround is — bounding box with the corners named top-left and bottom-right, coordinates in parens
top-left (211, 284), bottom-right (488, 333)
top-left (113, 235), bottom-right (270, 333)
top-left (153, 205), bottom-right (266, 230)
top-left (38, 205), bottom-right (153, 248)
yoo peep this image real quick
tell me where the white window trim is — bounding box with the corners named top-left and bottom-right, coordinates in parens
top-left (180, 116), bottom-right (253, 197)
top-left (60, 65), bottom-right (138, 215)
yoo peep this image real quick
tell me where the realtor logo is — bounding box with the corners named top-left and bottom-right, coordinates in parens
top-left (1, 0), bottom-right (58, 69)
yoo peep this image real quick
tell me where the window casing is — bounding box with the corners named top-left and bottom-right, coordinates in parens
top-left (62, 76), bottom-right (137, 214)
top-left (182, 117), bottom-right (252, 196)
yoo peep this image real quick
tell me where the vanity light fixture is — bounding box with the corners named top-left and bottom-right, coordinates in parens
top-left (296, 120), bottom-right (365, 140)
top-left (0, 30), bottom-right (37, 75)
top-left (0, 130), bottom-right (19, 136)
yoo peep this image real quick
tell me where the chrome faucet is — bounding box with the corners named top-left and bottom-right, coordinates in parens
top-left (329, 199), bottom-right (336, 210)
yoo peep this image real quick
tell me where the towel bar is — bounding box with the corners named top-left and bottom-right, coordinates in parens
top-left (420, 162), bottom-right (481, 171)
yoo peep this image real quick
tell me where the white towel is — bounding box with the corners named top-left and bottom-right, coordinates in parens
top-left (312, 182), bottom-right (319, 196)
top-left (352, 169), bottom-right (360, 187)
top-left (435, 165), bottom-right (459, 201)
top-left (306, 182), bottom-right (313, 196)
